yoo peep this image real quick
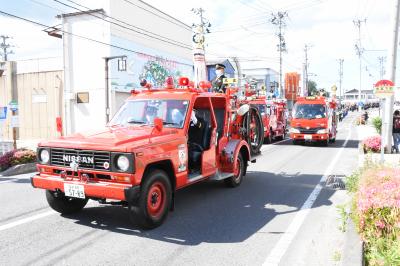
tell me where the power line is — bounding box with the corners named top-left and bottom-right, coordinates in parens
top-left (0, 35), bottom-right (14, 61)
top-left (54, 0), bottom-right (192, 50)
top-left (0, 10), bottom-right (192, 66)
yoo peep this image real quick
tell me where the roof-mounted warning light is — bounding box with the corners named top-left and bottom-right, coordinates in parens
top-left (178, 77), bottom-right (190, 87)
top-left (140, 79), bottom-right (152, 89)
top-left (198, 80), bottom-right (211, 91)
top-left (164, 76), bottom-right (174, 89)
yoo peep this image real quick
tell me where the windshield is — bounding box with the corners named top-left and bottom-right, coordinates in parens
top-left (293, 104), bottom-right (326, 119)
top-left (109, 99), bottom-right (189, 128)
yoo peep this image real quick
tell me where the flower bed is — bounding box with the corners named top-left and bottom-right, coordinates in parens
top-left (0, 149), bottom-right (37, 172)
top-left (346, 165), bottom-right (400, 265)
top-left (363, 136), bottom-right (381, 153)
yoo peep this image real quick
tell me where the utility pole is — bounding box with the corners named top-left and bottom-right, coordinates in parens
top-left (304, 44), bottom-right (310, 96)
top-left (338, 59), bottom-right (344, 105)
top-left (353, 19), bottom-right (366, 111)
top-left (0, 35), bottom-right (14, 61)
top-left (383, 0), bottom-right (400, 153)
top-left (191, 8), bottom-right (211, 87)
top-left (378, 56), bottom-right (386, 80)
top-left (271, 11), bottom-right (288, 99)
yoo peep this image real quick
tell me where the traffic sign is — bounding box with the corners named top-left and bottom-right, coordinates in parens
top-left (374, 79), bottom-right (395, 98)
top-left (0, 107), bottom-right (7, 120)
top-left (8, 100), bottom-right (18, 111)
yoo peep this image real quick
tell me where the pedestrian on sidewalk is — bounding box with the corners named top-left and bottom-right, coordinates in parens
top-left (392, 110), bottom-right (400, 153)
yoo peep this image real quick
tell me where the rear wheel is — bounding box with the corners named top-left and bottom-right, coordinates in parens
top-left (225, 153), bottom-right (245, 188)
top-left (129, 170), bottom-right (172, 229)
top-left (46, 190), bottom-right (88, 214)
top-left (264, 132), bottom-right (272, 144)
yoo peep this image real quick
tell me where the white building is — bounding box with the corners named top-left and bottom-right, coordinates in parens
top-left (58, 1), bottom-right (193, 134)
top-left (343, 89), bottom-right (377, 103)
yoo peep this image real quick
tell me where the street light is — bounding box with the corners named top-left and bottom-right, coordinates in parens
top-left (103, 55), bottom-right (127, 123)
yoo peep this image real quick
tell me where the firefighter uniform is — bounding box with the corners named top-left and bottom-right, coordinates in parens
top-left (212, 64), bottom-right (227, 93)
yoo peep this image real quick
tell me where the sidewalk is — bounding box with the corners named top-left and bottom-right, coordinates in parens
top-left (357, 109), bottom-right (400, 166)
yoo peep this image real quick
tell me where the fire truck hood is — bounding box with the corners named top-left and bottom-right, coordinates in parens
top-left (291, 118), bottom-right (328, 128)
top-left (39, 126), bottom-right (179, 151)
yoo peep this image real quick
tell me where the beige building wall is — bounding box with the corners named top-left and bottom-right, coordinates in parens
top-left (0, 69), bottom-right (63, 143)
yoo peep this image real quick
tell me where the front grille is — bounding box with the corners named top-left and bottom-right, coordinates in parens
top-left (50, 148), bottom-right (111, 171)
top-left (298, 127), bottom-right (324, 134)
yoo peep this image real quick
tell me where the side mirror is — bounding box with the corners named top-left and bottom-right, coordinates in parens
top-left (154, 117), bottom-right (163, 132)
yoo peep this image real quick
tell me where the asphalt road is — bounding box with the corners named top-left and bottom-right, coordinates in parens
top-left (0, 111), bottom-right (360, 266)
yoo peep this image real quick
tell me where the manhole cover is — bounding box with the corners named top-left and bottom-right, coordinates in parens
top-left (325, 175), bottom-right (346, 190)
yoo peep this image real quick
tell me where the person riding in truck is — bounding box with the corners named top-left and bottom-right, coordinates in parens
top-left (211, 63), bottom-right (227, 93)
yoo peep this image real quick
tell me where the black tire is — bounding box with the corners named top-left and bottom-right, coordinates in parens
top-left (244, 107), bottom-right (264, 155)
top-left (46, 190), bottom-right (88, 214)
top-left (225, 153), bottom-right (245, 188)
top-left (321, 140), bottom-right (329, 147)
top-left (129, 170), bottom-right (172, 229)
top-left (264, 132), bottom-right (272, 144)
top-left (276, 127), bottom-right (286, 141)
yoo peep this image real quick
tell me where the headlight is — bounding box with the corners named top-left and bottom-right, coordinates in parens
top-left (290, 128), bottom-right (300, 134)
top-left (39, 149), bottom-right (50, 164)
top-left (117, 155), bottom-right (130, 171)
top-left (317, 129), bottom-right (327, 134)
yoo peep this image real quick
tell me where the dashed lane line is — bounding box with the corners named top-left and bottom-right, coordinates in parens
top-left (0, 210), bottom-right (56, 232)
top-left (262, 120), bottom-right (353, 266)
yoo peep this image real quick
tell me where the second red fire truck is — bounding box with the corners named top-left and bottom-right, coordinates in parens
top-left (289, 96), bottom-right (338, 146)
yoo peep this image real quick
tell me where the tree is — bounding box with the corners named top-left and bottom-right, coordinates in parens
top-left (308, 80), bottom-right (318, 96)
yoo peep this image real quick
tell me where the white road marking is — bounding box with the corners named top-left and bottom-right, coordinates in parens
top-left (0, 210), bottom-right (55, 232)
top-left (0, 179), bottom-right (18, 184)
top-left (261, 138), bottom-right (290, 152)
top-left (262, 124), bottom-right (352, 266)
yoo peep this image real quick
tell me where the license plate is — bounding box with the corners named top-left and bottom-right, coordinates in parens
top-left (64, 183), bottom-right (85, 199)
top-left (304, 134), bottom-right (312, 140)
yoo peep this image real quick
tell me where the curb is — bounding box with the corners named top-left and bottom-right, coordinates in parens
top-left (0, 163), bottom-right (37, 177)
top-left (341, 217), bottom-right (364, 266)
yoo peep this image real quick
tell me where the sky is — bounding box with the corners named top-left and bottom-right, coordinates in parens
top-left (0, 0), bottom-right (396, 93)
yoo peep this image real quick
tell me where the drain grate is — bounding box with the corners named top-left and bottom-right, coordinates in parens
top-left (325, 175), bottom-right (346, 190)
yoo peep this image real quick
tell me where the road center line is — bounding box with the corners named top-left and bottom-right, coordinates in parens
top-left (262, 123), bottom-right (352, 266)
top-left (0, 210), bottom-right (55, 232)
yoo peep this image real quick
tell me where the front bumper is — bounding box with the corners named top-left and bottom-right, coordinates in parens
top-left (31, 174), bottom-right (139, 201)
top-left (290, 133), bottom-right (329, 141)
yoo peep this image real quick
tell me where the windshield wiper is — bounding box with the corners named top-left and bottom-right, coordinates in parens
top-left (127, 119), bottom-right (146, 124)
top-left (162, 121), bottom-right (179, 126)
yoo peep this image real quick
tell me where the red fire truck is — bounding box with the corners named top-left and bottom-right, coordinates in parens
top-left (245, 96), bottom-right (287, 144)
top-left (289, 96), bottom-right (338, 146)
top-left (31, 77), bottom-right (264, 229)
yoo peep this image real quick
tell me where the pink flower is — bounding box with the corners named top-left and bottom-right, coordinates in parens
top-left (375, 220), bottom-right (385, 229)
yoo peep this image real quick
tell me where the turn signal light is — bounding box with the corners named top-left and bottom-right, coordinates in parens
top-left (111, 175), bottom-right (131, 183)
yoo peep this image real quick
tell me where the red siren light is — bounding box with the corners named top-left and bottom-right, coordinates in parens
top-left (178, 77), bottom-right (190, 86)
top-left (198, 80), bottom-right (211, 90)
top-left (165, 76), bottom-right (174, 89)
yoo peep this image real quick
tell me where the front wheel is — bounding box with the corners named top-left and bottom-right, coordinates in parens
top-left (46, 190), bottom-right (88, 214)
top-left (225, 153), bottom-right (245, 188)
top-left (129, 170), bottom-right (172, 229)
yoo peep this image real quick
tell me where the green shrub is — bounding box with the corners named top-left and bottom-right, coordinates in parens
top-left (372, 117), bottom-right (382, 134)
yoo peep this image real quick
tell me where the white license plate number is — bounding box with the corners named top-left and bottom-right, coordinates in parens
top-left (64, 184), bottom-right (85, 199)
top-left (304, 134), bottom-right (312, 140)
